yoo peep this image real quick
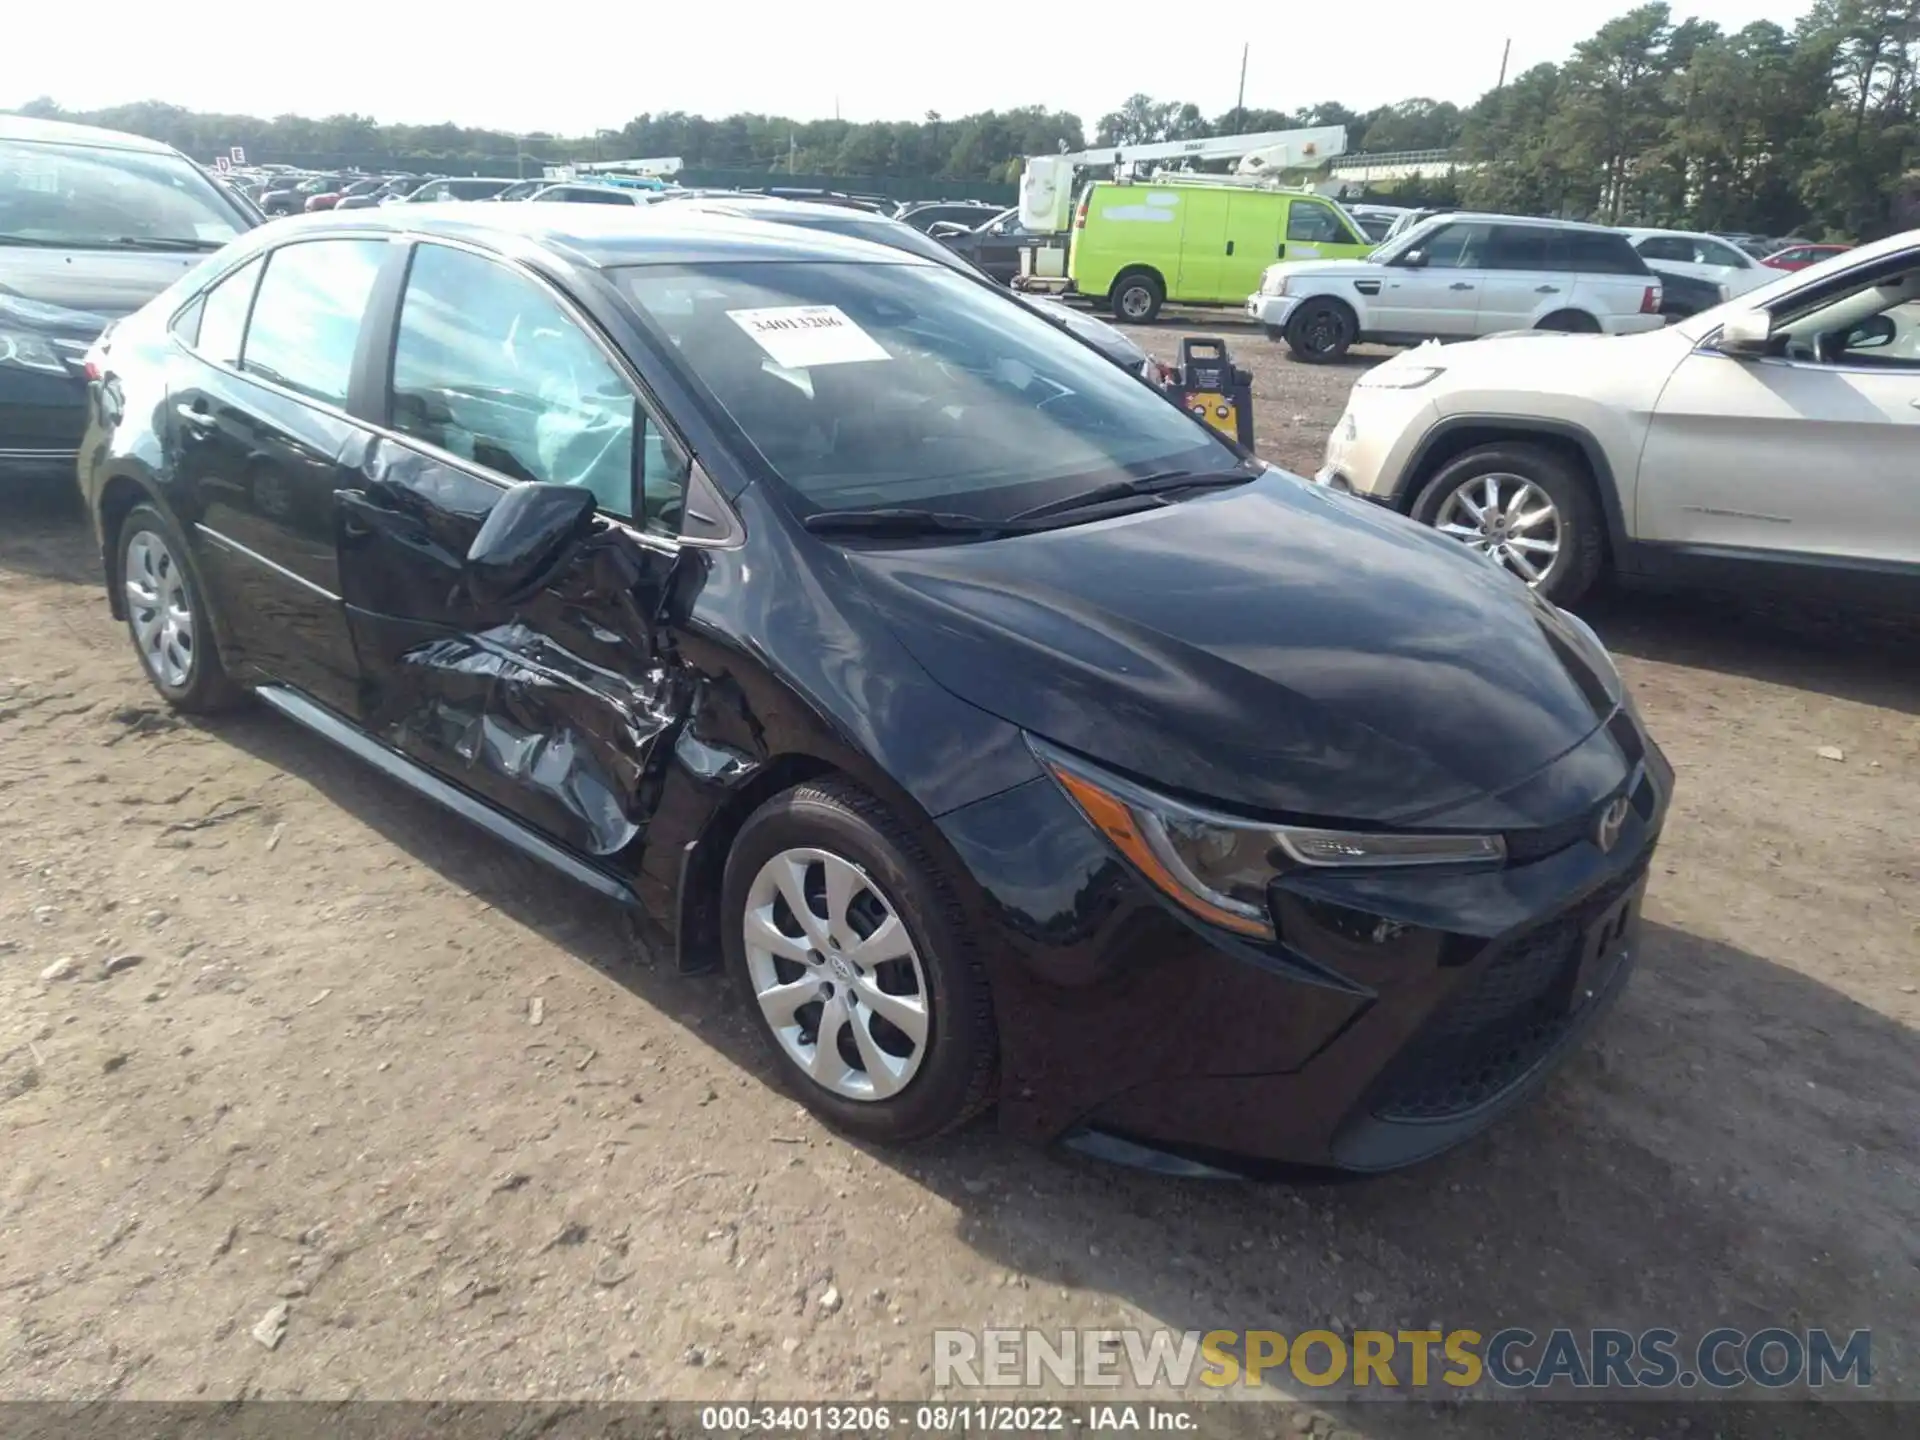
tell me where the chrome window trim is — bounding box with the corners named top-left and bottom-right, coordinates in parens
top-left (161, 228), bottom-right (741, 557)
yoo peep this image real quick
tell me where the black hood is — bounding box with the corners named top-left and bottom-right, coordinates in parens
top-left (846, 474), bottom-right (1620, 826)
top-left (1, 248), bottom-right (205, 326)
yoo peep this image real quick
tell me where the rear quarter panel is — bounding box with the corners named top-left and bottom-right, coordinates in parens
top-left (1068, 184), bottom-right (1188, 298)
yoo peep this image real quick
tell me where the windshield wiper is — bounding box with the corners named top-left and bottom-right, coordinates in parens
top-left (802, 508), bottom-right (1015, 538)
top-left (0, 234), bottom-right (224, 252)
top-left (1008, 468), bottom-right (1256, 523)
top-left (98, 236), bottom-right (226, 252)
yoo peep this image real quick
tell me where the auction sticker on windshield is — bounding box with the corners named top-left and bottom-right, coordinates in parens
top-left (728, 305), bottom-right (890, 367)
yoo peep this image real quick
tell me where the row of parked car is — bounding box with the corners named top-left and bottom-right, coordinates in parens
top-left (1274, 212), bottom-right (1919, 619)
top-left (1241, 211), bottom-right (1862, 365)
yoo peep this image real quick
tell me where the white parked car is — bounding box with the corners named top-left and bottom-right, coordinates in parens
top-left (1315, 231), bottom-right (1920, 608)
top-left (1620, 227), bottom-right (1772, 300)
top-left (1248, 213), bottom-right (1666, 362)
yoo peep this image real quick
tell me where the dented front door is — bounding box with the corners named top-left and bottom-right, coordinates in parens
top-left (336, 433), bottom-right (685, 859)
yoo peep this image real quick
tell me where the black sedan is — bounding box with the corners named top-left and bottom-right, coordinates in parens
top-left (1, 115), bottom-right (257, 487)
top-left (79, 206), bottom-right (1669, 1174)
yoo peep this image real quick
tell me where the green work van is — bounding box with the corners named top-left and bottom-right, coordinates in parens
top-left (1067, 181), bottom-right (1373, 322)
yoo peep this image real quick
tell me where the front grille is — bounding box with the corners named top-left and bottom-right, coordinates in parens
top-left (1371, 864), bottom-right (1644, 1122)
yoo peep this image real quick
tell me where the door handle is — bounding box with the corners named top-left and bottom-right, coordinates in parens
top-left (1449, 282), bottom-right (1475, 291)
top-left (174, 402), bottom-right (215, 429)
top-left (1275, 243), bottom-right (1286, 259)
top-left (1536, 285), bottom-right (1561, 294)
top-left (1225, 240), bottom-right (1235, 256)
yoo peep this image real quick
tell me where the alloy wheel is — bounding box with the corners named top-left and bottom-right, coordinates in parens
top-left (1301, 309), bottom-right (1343, 355)
top-left (742, 847), bottom-right (931, 1102)
top-left (1118, 285), bottom-right (1153, 321)
top-left (1434, 472), bottom-right (1563, 586)
top-left (124, 530), bottom-right (196, 689)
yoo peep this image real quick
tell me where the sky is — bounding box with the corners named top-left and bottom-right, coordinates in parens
top-left (12, 0), bottom-right (1796, 139)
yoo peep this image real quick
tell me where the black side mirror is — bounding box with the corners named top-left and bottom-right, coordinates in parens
top-left (464, 481), bottom-right (598, 608)
top-left (1845, 314), bottom-right (1896, 350)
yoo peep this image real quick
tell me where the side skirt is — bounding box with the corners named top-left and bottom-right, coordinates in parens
top-left (253, 684), bottom-right (645, 909)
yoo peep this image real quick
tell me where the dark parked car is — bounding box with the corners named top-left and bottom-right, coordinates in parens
top-left (926, 207), bottom-right (1035, 285)
top-left (79, 206), bottom-right (1669, 1175)
top-left (1, 114), bottom-right (256, 486)
top-left (655, 195), bottom-right (1152, 378)
top-left (895, 200), bottom-right (1003, 233)
top-left (1644, 264), bottom-right (1724, 320)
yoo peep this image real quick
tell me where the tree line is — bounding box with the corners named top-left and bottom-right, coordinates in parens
top-left (12, 0), bottom-right (1920, 236)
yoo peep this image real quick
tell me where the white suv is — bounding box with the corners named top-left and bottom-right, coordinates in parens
top-left (1316, 231), bottom-right (1920, 607)
top-left (1248, 213), bottom-right (1666, 363)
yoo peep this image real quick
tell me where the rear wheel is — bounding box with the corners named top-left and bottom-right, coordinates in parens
top-left (1411, 443), bottom-right (1605, 604)
top-left (118, 503), bottom-right (245, 712)
top-left (722, 778), bottom-right (996, 1144)
top-left (1284, 298), bottom-right (1356, 362)
top-left (1109, 270), bottom-right (1164, 323)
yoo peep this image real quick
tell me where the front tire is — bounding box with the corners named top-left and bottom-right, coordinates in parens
top-left (722, 778), bottom-right (996, 1144)
top-left (1285, 298), bottom-right (1356, 363)
top-left (118, 502), bottom-right (246, 712)
top-left (1109, 270), bottom-right (1164, 323)
top-left (1411, 443), bottom-right (1605, 604)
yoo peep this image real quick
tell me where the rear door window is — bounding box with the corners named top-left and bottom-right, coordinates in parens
top-left (1487, 225), bottom-right (1560, 271)
top-left (1565, 231), bottom-right (1648, 275)
top-left (240, 239), bottom-right (386, 405)
top-left (195, 255), bottom-right (265, 365)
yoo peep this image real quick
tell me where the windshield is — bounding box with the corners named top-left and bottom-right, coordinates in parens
top-left (0, 139), bottom-right (247, 248)
top-left (616, 260), bottom-right (1240, 519)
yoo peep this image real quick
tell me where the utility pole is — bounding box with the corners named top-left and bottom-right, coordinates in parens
top-left (1234, 43), bottom-right (1249, 129)
top-left (1496, 37), bottom-right (1511, 90)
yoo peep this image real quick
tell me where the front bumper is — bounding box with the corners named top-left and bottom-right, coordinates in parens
top-left (2, 367), bottom-right (88, 486)
top-left (1246, 293), bottom-right (1298, 329)
top-left (937, 709), bottom-right (1671, 1175)
top-left (1316, 383), bottom-right (1437, 505)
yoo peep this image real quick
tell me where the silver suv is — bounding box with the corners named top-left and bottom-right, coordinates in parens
top-left (1317, 230), bottom-right (1920, 608)
top-left (1248, 214), bottom-right (1665, 363)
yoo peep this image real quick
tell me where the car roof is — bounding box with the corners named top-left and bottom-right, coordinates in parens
top-left (247, 204), bottom-right (933, 268)
top-left (0, 113), bottom-right (183, 156)
top-left (1621, 226), bottom-right (1734, 241)
top-left (1430, 212), bottom-right (1627, 235)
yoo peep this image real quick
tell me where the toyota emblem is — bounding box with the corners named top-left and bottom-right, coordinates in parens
top-left (1594, 795), bottom-right (1631, 853)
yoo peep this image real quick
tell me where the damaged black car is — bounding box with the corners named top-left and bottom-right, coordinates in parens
top-left (80, 206), bottom-right (1671, 1174)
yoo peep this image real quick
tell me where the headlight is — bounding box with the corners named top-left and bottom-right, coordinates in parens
top-left (1355, 364), bottom-right (1444, 390)
top-left (1031, 738), bottom-right (1506, 939)
top-left (0, 330), bottom-right (69, 376)
top-left (1261, 272), bottom-right (1289, 297)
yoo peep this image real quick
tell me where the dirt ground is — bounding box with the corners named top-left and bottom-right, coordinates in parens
top-left (1, 320), bottom-right (1916, 1433)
